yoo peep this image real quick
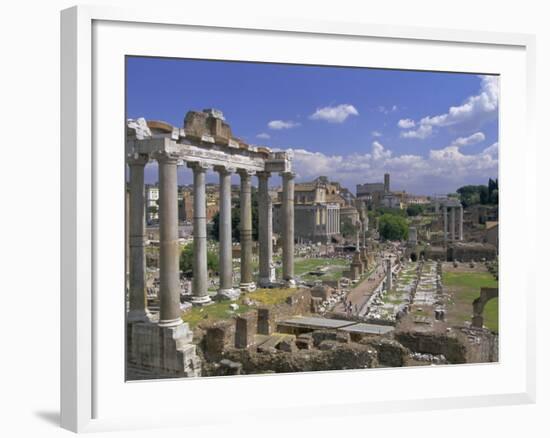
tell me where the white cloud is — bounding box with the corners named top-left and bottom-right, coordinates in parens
top-left (309, 104), bottom-right (359, 123)
top-left (400, 75), bottom-right (499, 139)
top-left (256, 132), bottom-right (271, 139)
top-left (371, 130), bottom-right (382, 137)
top-left (400, 124), bottom-right (433, 139)
top-left (450, 131), bottom-right (485, 147)
top-left (397, 118), bottom-right (416, 129)
top-left (378, 105), bottom-right (398, 115)
top-left (371, 141), bottom-right (392, 160)
top-left (284, 134), bottom-right (497, 195)
top-left (268, 120), bottom-right (300, 130)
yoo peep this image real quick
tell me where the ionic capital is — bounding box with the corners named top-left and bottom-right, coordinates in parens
top-left (152, 150), bottom-right (179, 164)
top-left (187, 161), bottom-right (212, 173)
top-left (237, 168), bottom-right (256, 179)
top-left (281, 171), bottom-right (296, 180)
top-left (213, 165), bottom-right (236, 175)
top-left (256, 171), bottom-right (271, 180)
top-left (126, 152), bottom-right (149, 166)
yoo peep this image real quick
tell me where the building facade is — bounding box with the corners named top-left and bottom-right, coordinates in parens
top-left (274, 176), bottom-right (345, 243)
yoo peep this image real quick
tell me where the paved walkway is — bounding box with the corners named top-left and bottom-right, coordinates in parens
top-left (333, 262), bottom-right (386, 316)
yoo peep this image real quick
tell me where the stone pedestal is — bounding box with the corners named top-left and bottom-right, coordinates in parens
top-left (360, 247), bottom-right (369, 269)
top-left (351, 251), bottom-right (364, 276)
top-left (235, 313), bottom-right (256, 348)
top-left (128, 321), bottom-right (201, 377)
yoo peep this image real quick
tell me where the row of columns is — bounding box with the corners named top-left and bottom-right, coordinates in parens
top-left (326, 207), bottom-right (340, 235)
top-left (127, 152), bottom-right (296, 327)
top-left (442, 205), bottom-right (464, 243)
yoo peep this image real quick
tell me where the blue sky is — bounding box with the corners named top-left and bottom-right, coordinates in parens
top-left (127, 57), bottom-right (499, 195)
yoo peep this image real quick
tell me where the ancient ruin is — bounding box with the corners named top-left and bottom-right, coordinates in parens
top-left (125, 109), bottom-right (499, 380)
top-left (126, 110), bottom-right (294, 377)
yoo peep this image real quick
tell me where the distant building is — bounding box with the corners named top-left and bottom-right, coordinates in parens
top-left (381, 193), bottom-right (404, 209)
top-left (357, 173), bottom-right (405, 209)
top-left (356, 173), bottom-right (390, 207)
top-left (406, 194), bottom-right (431, 205)
top-left (146, 184), bottom-right (159, 224)
top-left (274, 176), bottom-right (346, 243)
top-left (179, 186), bottom-right (219, 223)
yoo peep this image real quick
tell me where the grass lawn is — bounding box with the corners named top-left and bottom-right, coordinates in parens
top-left (181, 288), bottom-right (299, 328)
top-left (294, 258), bottom-right (347, 275)
top-left (246, 288), bottom-right (298, 306)
top-left (443, 271), bottom-right (499, 332)
top-left (182, 301), bottom-right (251, 329)
top-left (294, 257), bottom-right (348, 281)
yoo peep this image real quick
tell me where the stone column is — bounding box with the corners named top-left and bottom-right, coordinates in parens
top-left (127, 153), bottom-right (151, 322)
top-left (443, 206), bottom-right (448, 244)
top-left (215, 165), bottom-right (238, 299)
top-left (459, 205), bottom-right (464, 241)
top-left (157, 153), bottom-right (183, 327)
top-left (239, 169), bottom-right (256, 291)
top-left (188, 161), bottom-right (211, 305)
top-left (258, 171), bottom-right (273, 287)
top-left (450, 206), bottom-right (456, 241)
top-left (386, 258), bottom-right (392, 291)
top-left (281, 172), bottom-right (296, 287)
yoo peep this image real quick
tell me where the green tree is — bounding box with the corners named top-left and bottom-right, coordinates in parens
top-left (180, 244), bottom-right (219, 274)
top-left (340, 217), bottom-right (359, 238)
top-left (457, 185), bottom-right (483, 207)
top-left (406, 204), bottom-right (424, 217)
top-left (378, 214), bottom-right (408, 241)
top-left (376, 206), bottom-right (407, 217)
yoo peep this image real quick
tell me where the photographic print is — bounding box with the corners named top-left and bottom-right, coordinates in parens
top-left (125, 57), bottom-right (499, 380)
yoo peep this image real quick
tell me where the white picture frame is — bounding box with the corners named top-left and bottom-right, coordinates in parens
top-left (61, 5), bottom-right (536, 433)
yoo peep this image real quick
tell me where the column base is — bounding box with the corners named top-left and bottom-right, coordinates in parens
top-left (239, 282), bottom-right (257, 292)
top-left (191, 295), bottom-right (213, 306)
top-left (283, 278), bottom-right (297, 288)
top-left (158, 317), bottom-right (183, 328)
top-left (258, 277), bottom-right (274, 288)
top-left (217, 288), bottom-right (241, 301)
top-left (127, 309), bottom-right (152, 323)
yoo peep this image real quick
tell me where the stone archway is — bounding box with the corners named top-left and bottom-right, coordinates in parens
top-left (472, 287), bottom-right (498, 328)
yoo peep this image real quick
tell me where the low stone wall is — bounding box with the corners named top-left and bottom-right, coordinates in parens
top-left (255, 288), bottom-right (313, 336)
top-left (362, 337), bottom-right (409, 367)
top-left (201, 288), bottom-right (312, 358)
top-left (394, 330), bottom-right (468, 364)
top-left (394, 328), bottom-right (499, 364)
top-left (449, 243), bottom-right (497, 262)
top-left (219, 342), bottom-right (378, 375)
top-left (425, 246), bottom-right (446, 261)
top-left (458, 327), bottom-right (499, 363)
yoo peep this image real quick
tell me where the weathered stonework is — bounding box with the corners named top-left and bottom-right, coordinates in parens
top-left (235, 312), bottom-right (257, 349)
top-left (128, 321), bottom-right (201, 377)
